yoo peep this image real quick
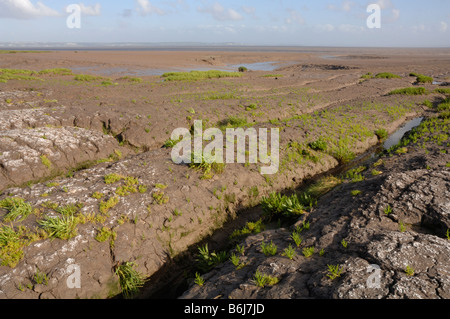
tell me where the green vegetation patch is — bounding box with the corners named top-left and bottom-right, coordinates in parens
top-left (437, 97), bottom-right (450, 112)
top-left (387, 115), bottom-right (449, 154)
top-left (119, 76), bottom-right (143, 83)
top-left (410, 73), bottom-right (433, 84)
top-left (260, 192), bottom-right (306, 220)
top-left (0, 225), bottom-right (29, 267)
top-left (161, 70), bottom-right (242, 82)
top-left (0, 197), bottom-right (33, 222)
top-left (434, 88), bottom-right (450, 95)
top-left (375, 128), bottom-right (389, 141)
top-left (230, 219), bottom-right (265, 240)
top-left (115, 261), bottom-right (146, 299)
top-left (388, 87), bottom-right (428, 95)
top-left (375, 72), bottom-right (401, 79)
top-left (196, 244), bottom-right (228, 273)
top-left (189, 153), bottom-right (225, 179)
top-left (38, 68), bottom-right (73, 76)
top-left (217, 116), bottom-right (250, 131)
top-left (262, 74), bottom-right (283, 78)
top-left (38, 214), bottom-right (78, 240)
top-left (0, 68), bottom-right (42, 83)
top-left (74, 74), bottom-right (107, 82)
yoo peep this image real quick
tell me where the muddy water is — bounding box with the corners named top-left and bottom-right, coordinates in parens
top-left (139, 116), bottom-right (425, 300)
top-left (70, 61), bottom-right (296, 77)
top-left (383, 117), bottom-right (423, 150)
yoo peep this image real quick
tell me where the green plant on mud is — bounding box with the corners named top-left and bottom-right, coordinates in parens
top-left (152, 190), bottom-right (169, 205)
top-left (375, 128), bottom-right (389, 141)
top-left (302, 246), bottom-right (315, 258)
top-left (189, 152), bottom-right (225, 179)
top-left (410, 73), bottom-right (433, 84)
top-left (217, 116), bottom-right (249, 130)
top-left (115, 261), bottom-right (146, 299)
top-left (384, 205), bottom-right (393, 216)
top-left (375, 72), bottom-right (401, 79)
top-left (74, 74), bottom-right (106, 82)
top-left (252, 270), bottom-right (279, 288)
top-left (405, 265), bottom-right (415, 276)
top-left (0, 197), bottom-right (33, 222)
top-left (194, 272), bottom-right (205, 286)
top-left (351, 190), bottom-right (362, 196)
top-left (0, 225), bottom-right (30, 267)
top-left (229, 253), bottom-right (246, 270)
top-left (281, 244), bottom-right (297, 260)
top-left (0, 68), bottom-right (42, 83)
top-left (40, 155), bottom-right (52, 169)
top-left (327, 264), bottom-right (343, 280)
top-left (303, 176), bottom-right (342, 198)
top-left (388, 87), bottom-right (427, 95)
top-left (38, 214), bottom-right (78, 240)
top-left (95, 226), bottom-right (117, 247)
top-left (161, 70), bottom-right (242, 82)
top-left (33, 268), bottom-right (49, 286)
top-left (38, 68), bottom-right (73, 76)
top-left (290, 230), bottom-right (303, 247)
top-left (345, 166), bottom-right (366, 182)
top-left (308, 137), bottom-right (328, 151)
top-left (104, 173), bottom-right (124, 184)
top-left (163, 137), bottom-right (181, 148)
top-left (331, 140), bottom-right (356, 164)
top-left (387, 115), bottom-right (449, 155)
top-left (261, 192), bottom-right (306, 220)
top-left (230, 219), bottom-right (265, 240)
top-left (260, 241), bottom-right (278, 256)
top-left (99, 196), bottom-right (120, 214)
top-left (196, 244), bottom-right (228, 272)
top-left (361, 72), bottom-right (373, 79)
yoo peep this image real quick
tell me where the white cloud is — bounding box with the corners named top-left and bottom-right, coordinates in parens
top-left (374, 0), bottom-right (393, 10)
top-left (316, 24), bottom-right (335, 32)
top-left (0, 0), bottom-right (59, 19)
top-left (439, 21), bottom-right (448, 32)
top-left (197, 2), bottom-right (243, 21)
top-left (241, 6), bottom-right (255, 15)
top-left (327, 1), bottom-right (356, 12)
top-left (285, 9), bottom-right (305, 25)
top-left (78, 3), bottom-right (101, 16)
top-left (391, 8), bottom-right (400, 21)
top-left (342, 1), bottom-right (354, 12)
top-left (136, 0), bottom-right (165, 16)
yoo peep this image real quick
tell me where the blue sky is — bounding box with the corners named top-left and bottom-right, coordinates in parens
top-left (0, 0), bottom-right (449, 47)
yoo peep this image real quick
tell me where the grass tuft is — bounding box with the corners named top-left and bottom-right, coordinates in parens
top-left (375, 72), bottom-right (401, 79)
top-left (0, 197), bottom-right (33, 222)
top-left (410, 73), bottom-right (433, 84)
top-left (388, 87), bottom-right (428, 96)
top-left (161, 70), bottom-right (242, 82)
top-left (115, 261), bottom-right (146, 299)
top-left (38, 214), bottom-right (78, 240)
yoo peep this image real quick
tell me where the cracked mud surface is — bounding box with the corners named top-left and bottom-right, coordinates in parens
top-left (0, 49), bottom-right (449, 299)
top-left (180, 123), bottom-right (450, 300)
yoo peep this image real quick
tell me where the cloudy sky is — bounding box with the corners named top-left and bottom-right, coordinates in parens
top-left (0, 0), bottom-right (449, 47)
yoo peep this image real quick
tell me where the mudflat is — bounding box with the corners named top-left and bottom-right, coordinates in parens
top-left (0, 47), bottom-right (448, 299)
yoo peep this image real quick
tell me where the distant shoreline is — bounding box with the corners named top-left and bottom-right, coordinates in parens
top-left (1, 43), bottom-right (449, 52)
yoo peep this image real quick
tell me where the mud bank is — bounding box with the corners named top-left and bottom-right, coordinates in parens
top-left (179, 114), bottom-right (450, 300)
top-left (1, 49), bottom-right (449, 299)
